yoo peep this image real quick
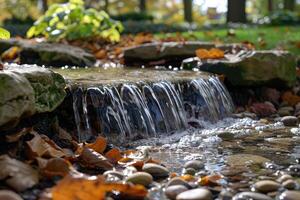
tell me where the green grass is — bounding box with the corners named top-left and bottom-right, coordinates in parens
top-left (156, 26), bottom-right (300, 55)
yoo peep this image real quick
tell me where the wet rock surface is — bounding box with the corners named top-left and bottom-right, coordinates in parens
top-left (199, 50), bottom-right (296, 87)
top-left (0, 63), bottom-right (66, 129)
top-left (0, 39), bottom-right (96, 67)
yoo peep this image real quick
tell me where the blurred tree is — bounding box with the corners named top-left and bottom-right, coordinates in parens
top-left (183, 0), bottom-right (193, 22)
top-left (284, 0), bottom-right (295, 10)
top-left (268, 0), bottom-right (273, 12)
top-left (227, 0), bottom-right (247, 23)
top-left (37, 0), bottom-right (48, 12)
top-left (139, 0), bottom-right (146, 13)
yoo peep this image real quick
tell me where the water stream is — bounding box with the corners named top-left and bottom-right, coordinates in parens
top-left (71, 76), bottom-right (234, 143)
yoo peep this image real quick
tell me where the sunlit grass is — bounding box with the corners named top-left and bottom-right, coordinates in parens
top-left (156, 26), bottom-right (300, 55)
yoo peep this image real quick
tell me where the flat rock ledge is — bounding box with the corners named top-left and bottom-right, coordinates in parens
top-left (0, 39), bottom-right (96, 67)
top-left (198, 50), bottom-right (297, 88)
top-left (0, 63), bottom-right (66, 129)
top-left (123, 41), bottom-right (243, 66)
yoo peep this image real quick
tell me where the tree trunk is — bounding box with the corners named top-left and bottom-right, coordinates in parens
top-left (183, 0), bottom-right (193, 23)
top-left (268, 0), bottom-right (273, 12)
top-left (227, 0), bottom-right (247, 23)
top-left (104, 0), bottom-right (109, 13)
top-left (38, 0), bottom-right (48, 13)
top-left (139, 0), bottom-right (146, 13)
top-left (284, 0), bottom-right (295, 11)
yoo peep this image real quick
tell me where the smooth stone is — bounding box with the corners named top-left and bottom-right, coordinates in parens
top-left (278, 109), bottom-right (292, 117)
top-left (126, 172), bottom-right (153, 186)
top-left (277, 190), bottom-right (300, 200)
top-left (282, 179), bottom-right (297, 189)
top-left (0, 190), bottom-right (23, 200)
top-left (165, 185), bottom-right (188, 200)
top-left (226, 154), bottom-right (270, 167)
top-left (167, 177), bottom-right (192, 188)
top-left (253, 180), bottom-right (280, 193)
top-left (103, 170), bottom-right (124, 179)
top-left (232, 192), bottom-right (272, 200)
top-left (142, 163), bottom-right (169, 177)
top-left (183, 168), bottom-right (196, 176)
top-left (176, 188), bottom-right (213, 200)
top-left (277, 174), bottom-right (293, 183)
top-left (287, 165), bottom-right (300, 176)
top-left (281, 116), bottom-right (298, 126)
top-left (184, 160), bottom-right (204, 170)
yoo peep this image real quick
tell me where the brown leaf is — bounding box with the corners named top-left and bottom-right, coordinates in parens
top-left (1, 46), bottom-right (20, 62)
top-left (195, 48), bottom-right (224, 59)
top-left (41, 158), bottom-right (72, 178)
top-left (95, 49), bottom-right (107, 60)
top-left (52, 174), bottom-right (148, 200)
top-left (105, 148), bottom-right (122, 164)
top-left (79, 147), bottom-right (113, 170)
top-left (199, 174), bottom-right (222, 186)
top-left (282, 91), bottom-right (300, 106)
top-left (5, 127), bottom-right (32, 143)
top-left (0, 155), bottom-right (39, 192)
top-left (85, 136), bottom-right (107, 154)
top-left (26, 132), bottom-right (66, 159)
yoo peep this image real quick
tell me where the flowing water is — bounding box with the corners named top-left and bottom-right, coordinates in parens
top-left (57, 68), bottom-right (234, 142)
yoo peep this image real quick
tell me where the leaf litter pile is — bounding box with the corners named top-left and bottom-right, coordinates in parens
top-left (0, 127), bottom-right (157, 200)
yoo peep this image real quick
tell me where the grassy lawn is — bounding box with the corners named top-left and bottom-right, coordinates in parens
top-left (156, 26), bottom-right (300, 55)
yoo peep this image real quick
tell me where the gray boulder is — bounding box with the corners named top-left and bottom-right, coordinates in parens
top-left (199, 50), bottom-right (296, 87)
top-left (0, 64), bottom-right (66, 128)
top-left (0, 39), bottom-right (96, 67)
top-left (123, 41), bottom-right (242, 66)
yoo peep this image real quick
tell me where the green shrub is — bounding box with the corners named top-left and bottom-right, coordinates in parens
top-left (27, 0), bottom-right (123, 42)
top-left (269, 10), bottom-right (299, 25)
top-left (112, 12), bottom-right (154, 22)
top-left (0, 27), bottom-right (10, 39)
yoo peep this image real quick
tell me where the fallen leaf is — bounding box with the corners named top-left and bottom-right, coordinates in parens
top-left (199, 174), bottom-right (222, 186)
top-left (95, 49), bottom-right (107, 59)
top-left (105, 148), bottom-right (122, 164)
top-left (180, 174), bottom-right (195, 182)
top-left (85, 136), bottom-right (107, 154)
top-left (282, 91), bottom-right (300, 106)
top-left (52, 174), bottom-right (148, 200)
top-left (26, 132), bottom-right (66, 159)
top-left (41, 158), bottom-right (72, 178)
top-left (195, 48), bottom-right (224, 59)
top-left (5, 127), bottom-right (32, 143)
top-left (1, 46), bottom-right (20, 62)
top-left (0, 155), bottom-right (39, 192)
top-left (79, 147), bottom-right (113, 170)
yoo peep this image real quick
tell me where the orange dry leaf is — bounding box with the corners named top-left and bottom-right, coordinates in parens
top-left (95, 49), bottom-right (107, 60)
top-left (281, 91), bottom-right (300, 106)
top-left (52, 174), bottom-right (148, 200)
top-left (195, 48), bottom-right (225, 60)
top-left (26, 132), bottom-right (66, 159)
top-left (180, 174), bottom-right (195, 182)
top-left (1, 46), bottom-right (20, 62)
top-left (79, 147), bottom-right (113, 170)
top-left (41, 158), bottom-right (72, 178)
top-left (85, 136), bottom-right (107, 154)
top-left (198, 174), bottom-right (222, 186)
top-left (105, 148), bottom-right (122, 164)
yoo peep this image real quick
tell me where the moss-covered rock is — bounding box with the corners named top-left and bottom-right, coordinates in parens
top-left (199, 50), bottom-right (296, 88)
top-left (0, 64), bottom-right (66, 128)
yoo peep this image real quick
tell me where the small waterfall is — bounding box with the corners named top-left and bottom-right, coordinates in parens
top-left (72, 76), bottom-right (234, 142)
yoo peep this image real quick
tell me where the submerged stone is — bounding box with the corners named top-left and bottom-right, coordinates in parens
top-left (278, 190), bottom-right (300, 200)
top-left (125, 172), bottom-right (153, 186)
top-left (142, 163), bottom-right (169, 178)
top-left (176, 188), bottom-right (213, 200)
top-left (281, 116), bottom-right (298, 126)
top-left (199, 50), bottom-right (296, 88)
top-left (232, 192), bottom-right (272, 200)
top-left (253, 180), bottom-right (280, 193)
top-left (165, 185), bottom-right (188, 200)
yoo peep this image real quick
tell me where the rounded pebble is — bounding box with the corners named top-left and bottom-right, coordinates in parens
top-left (176, 188), bottom-right (212, 200)
top-left (142, 163), bottom-right (169, 177)
top-left (281, 116), bottom-right (298, 126)
top-left (167, 177), bottom-right (192, 188)
top-left (165, 185), bottom-right (188, 200)
top-left (282, 179), bottom-right (297, 190)
top-left (277, 174), bottom-right (293, 183)
top-left (184, 160), bottom-right (204, 171)
top-left (278, 190), bottom-right (300, 200)
top-left (126, 172), bottom-right (153, 186)
top-left (253, 180), bottom-right (280, 193)
top-left (0, 190), bottom-right (23, 200)
top-left (232, 192), bottom-right (272, 200)
top-left (183, 168), bottom-right (196, 176)
top-left (103, 170), bottom-right (124, 179)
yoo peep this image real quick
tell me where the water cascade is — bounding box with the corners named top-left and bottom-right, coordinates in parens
top-left (71, 76), bottom-right (234, 142)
